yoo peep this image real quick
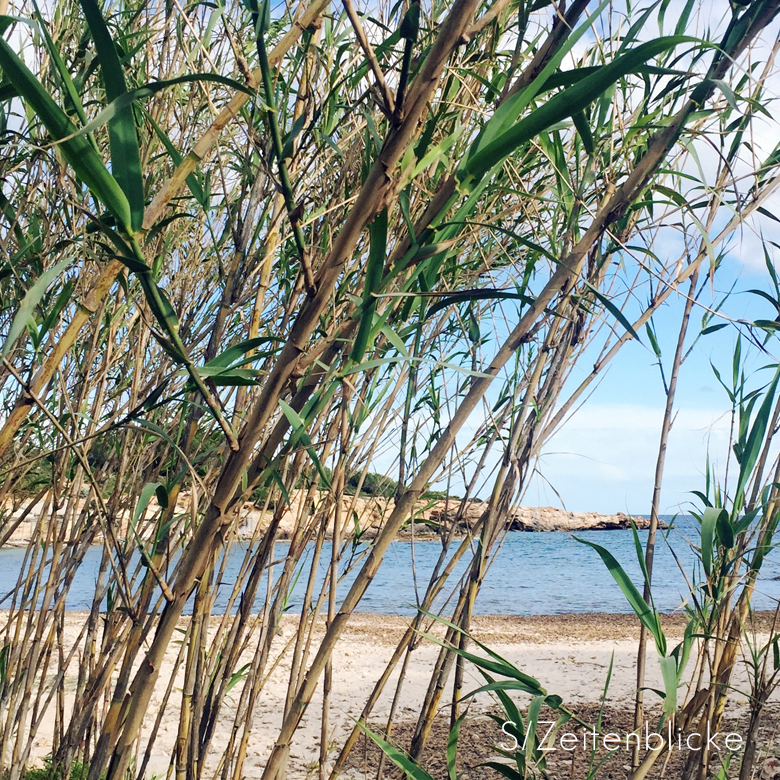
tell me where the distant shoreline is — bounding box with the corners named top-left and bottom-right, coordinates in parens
top-left (5, 611), bottom-right (772, 631)
top-left (0, 520), bottom-right (664, 549)
top-left (2, 488), bottom-right (666, 546)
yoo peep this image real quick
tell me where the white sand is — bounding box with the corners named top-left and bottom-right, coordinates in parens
top-left (7, 612), bottom-right (769, 778)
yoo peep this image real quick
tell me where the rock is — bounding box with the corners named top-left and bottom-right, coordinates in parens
top-left (2, 489), bottom-right (660, 545)
top-left (505, 506), bottom-right (658, 533)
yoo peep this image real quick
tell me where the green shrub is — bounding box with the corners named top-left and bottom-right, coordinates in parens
top-left (23, 759), bottom-right (90, 780)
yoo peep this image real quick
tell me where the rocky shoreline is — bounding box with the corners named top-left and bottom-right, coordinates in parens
top-left (386, 502), bottom-right (657, 540)
top-left (236, 494), bottom-right (659, 540)
top-left (2, 491), bottom-right (659, 545)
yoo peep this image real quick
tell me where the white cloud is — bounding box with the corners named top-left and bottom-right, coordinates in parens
top-left (524, 403), bottom-right (734, 514)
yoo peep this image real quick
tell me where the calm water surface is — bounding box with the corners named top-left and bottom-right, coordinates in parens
top-left (2, 517), bottom-right (779, 615)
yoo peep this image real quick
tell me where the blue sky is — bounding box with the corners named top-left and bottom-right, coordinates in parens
top-left (365, 0), bottom-right (780, 516)
top-left (523, 232), bottom-right (780, 514)
top-left (505, 0), bottom-right (780, 515)
top-left (350, 0), bottom-right (780, 516)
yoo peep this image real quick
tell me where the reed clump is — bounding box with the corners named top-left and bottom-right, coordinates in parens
top-left (2, 0), bottom-right (780, 778)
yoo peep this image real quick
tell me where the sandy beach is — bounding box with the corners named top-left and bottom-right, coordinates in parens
top-left (12, 611), bottom-right (780, 779)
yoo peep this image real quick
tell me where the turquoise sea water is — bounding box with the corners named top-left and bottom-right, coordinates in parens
top-left (2, 517), bottom-right (779, 615)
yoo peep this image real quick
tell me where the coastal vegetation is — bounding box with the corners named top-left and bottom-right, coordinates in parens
top-left (2, 0), bottom-right (780, 778)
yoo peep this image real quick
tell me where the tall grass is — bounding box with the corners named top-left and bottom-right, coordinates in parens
top-left (0, 0), bottom-right (779, 778)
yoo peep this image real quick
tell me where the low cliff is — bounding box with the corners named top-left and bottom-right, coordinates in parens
top-left (237, 495), bottom-right (656, 540)
top-left (420, 502), bottom-right (655, 537)
top-left (2, 492), bottom-right (655, 546)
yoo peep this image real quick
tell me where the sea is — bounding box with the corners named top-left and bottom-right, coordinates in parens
top-left (2, 516), bottom-right (779, 615)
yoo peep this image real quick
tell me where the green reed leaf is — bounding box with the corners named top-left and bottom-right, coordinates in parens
top-left (80, 0), bottom-right (144, 231)
top-left (279, 399), bottom-right (331, 489)
top-left (699, 506), bottom-right (722, 576)
top-left (1, 258), bottom-right (71, 358)
top-left (575, 536), bottom-right (666, 657)
top-left (463, 36), bottom-right (694, 181)
top-left (0, 39), bottom-right (132, 228)
top-left (447, 711), bottom-right (466, 780)
top-left (735, 366), bottom-right (780, 507)
top-left (357, 722), bottom-right (435, 780)
top-left (351, 208), bottom-right (388, 362)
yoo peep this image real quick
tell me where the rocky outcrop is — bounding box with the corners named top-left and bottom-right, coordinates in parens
top-left (1, 491), bottom-right (657, 546)
top-left (247, 495), bottom-right (658, 540)
top-left (425, 503), bottom-right (656, 536)
top-left (507, 506), bottom-right (654, 532)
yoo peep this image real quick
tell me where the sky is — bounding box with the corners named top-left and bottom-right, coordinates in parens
top-left (12, 0), bottom-right (775, 518)
top-left (355, 0), bottom-right (780, 517)
top-left (394, 230), bottom-right (780, 516)
top-left (487, 0), bottom-right (780, 515)
top-left (521, 224), bottom-right (780, 515)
